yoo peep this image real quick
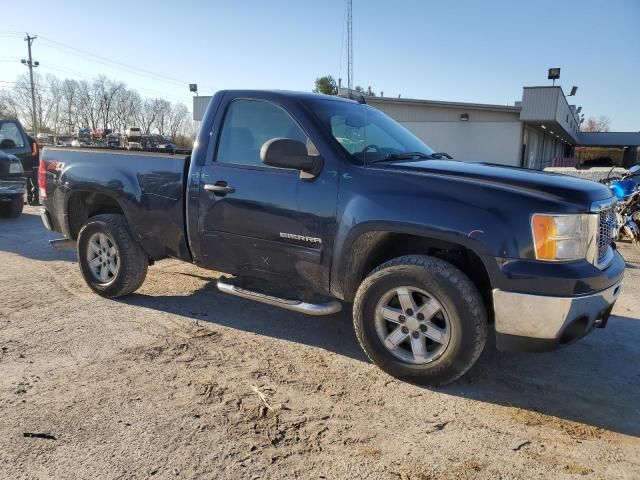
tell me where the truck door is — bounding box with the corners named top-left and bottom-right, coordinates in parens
top-left (196, 95), bottom-right (339, 293)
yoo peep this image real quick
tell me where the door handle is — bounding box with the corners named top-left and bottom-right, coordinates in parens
top-left (204, 182), bottom-right (235, 195)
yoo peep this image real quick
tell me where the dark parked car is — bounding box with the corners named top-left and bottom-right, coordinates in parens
top-left (39, 90), bottom-right (624, 385)
top-left (0, 118), bottom-right (39, 204)
top-left (0, 150), bottom-right (26, 217)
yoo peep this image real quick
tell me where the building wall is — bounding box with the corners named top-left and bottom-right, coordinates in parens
top-left (523, 125), bottom-right (566, 169)
top-left (401, 121), bottom-right (523, 166)
top-left (369, 100), bottom-right (524, 166)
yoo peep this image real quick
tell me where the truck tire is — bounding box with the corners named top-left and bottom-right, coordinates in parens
top-left (0, 197), bottom-right (23, 218)
top-left (353, 255), bottom-right (487, 386)
top-left (8, 197), bottom-right (24, 218)
top-left (77, 214), bottom-right (148, 298)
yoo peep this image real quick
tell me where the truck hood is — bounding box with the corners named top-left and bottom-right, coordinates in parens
top-left (385, 159), bottom-right (612, 206)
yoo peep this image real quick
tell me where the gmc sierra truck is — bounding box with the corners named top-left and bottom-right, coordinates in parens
top-left (38, 90), bottom-right (624, 385)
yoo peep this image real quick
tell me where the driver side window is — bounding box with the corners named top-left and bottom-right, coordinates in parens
top-left (216, 99), bottom-right (308, 167)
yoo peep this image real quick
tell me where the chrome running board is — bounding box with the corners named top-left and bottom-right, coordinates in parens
top-left (49, 238), bottom-right (76, 250)
top-left (216, 279), bottom-right (342, 316)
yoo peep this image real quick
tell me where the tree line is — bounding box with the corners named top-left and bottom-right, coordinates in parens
top-left (0, 72), bottom-right (194, 141)
top-left (313, 75), bottom-right (377, 97)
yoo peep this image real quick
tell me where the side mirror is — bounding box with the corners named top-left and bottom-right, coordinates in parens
top-left (260, 138), bottom-right (323, 179)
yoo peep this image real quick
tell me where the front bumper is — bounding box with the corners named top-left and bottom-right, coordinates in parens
top-left (494, 280), bottom-right (622, 352)
top-left (0, 177), bottom-right (27, 197)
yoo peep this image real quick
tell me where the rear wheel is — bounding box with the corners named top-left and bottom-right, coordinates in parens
top-left (77, 214), bottom-right (148, 298)
top-left (353, 255), bottom-right (487, 386)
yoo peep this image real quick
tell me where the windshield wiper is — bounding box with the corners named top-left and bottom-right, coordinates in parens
top-left (368, 152), bottom-right (433, 164)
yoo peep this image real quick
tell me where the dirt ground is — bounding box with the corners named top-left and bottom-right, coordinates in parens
top-left (1, 206), bottom-right (639, 480)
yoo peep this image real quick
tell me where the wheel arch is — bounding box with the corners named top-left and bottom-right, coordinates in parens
top-left (65, 190), bottom-right (128, 240)
top-left (332, 225), bottom-right (494, 322)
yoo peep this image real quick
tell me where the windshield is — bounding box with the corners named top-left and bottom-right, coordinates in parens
top-left (308, 98), bottom-right (434, 164)
top-left (0, 121), bottom-right (26, 149)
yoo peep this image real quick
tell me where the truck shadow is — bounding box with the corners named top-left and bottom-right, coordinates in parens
top-left (0, 208), bottom-right (75, 262)
top-left (121, 274), bottom-right (640, 438)
top-left (442, 317), bottom-right (640, 438)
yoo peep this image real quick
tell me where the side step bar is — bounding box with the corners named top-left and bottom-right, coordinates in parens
top-left (216, 279), bottom-right (342, 316)
top-left (49, 238), bottom-right (76, 250)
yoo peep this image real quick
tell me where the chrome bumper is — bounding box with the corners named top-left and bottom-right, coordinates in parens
top-left (493, 282), bottom-right (622, 340)
top-left (0, 181), bottom-right (26, 196)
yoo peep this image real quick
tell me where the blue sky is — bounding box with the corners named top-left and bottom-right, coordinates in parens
top-left (2, 0), bottom-right (639, 130)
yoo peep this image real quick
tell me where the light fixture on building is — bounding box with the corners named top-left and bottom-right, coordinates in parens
top-left (550, 131), bottom-right (554, 135)
top-left (541, 125), bottom-right (547, 129)
top-left (568, 86), bottom-right (578, 96)
top-left (548, 67), bottom-right (561, 86)
top-left (460, 113), bottom-right (469, 121)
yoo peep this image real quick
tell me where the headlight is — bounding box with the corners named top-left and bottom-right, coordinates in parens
top-left (9, 162), bottom-right (23, 174)
top-left (531, 213), bottom-right (591, 261)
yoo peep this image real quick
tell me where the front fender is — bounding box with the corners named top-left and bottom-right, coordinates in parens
top-left (330, 184), bottom-right (527, 300)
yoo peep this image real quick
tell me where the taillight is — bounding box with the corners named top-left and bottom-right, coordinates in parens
top-left (31, 139), bottom-right (39, 157)
top-left (39, 157), bottom-right (47, 199)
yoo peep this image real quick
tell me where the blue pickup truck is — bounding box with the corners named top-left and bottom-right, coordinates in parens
top-left (38, 90), bottom-right (624, 385)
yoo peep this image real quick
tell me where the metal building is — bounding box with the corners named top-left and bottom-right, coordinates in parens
top-left (193, 86), bottom-right (640, 169)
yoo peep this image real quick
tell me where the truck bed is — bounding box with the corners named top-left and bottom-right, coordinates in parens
top-left (41, 147), bottom-right (192, 261)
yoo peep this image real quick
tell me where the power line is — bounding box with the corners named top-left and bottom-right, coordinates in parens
top-left (38, 35), bottom-right (214, 91)
top-left (37, 63), bottom-right (191, 102)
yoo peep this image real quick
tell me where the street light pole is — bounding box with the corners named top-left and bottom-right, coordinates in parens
top-left (23, 33), bottom-right (39, 136)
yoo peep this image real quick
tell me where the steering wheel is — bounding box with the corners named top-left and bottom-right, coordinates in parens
top-left (363, 144), bottom-right (379, 153)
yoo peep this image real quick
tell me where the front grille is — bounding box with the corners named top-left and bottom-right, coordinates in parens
top-left (597, 206), bottom-right (616, 262)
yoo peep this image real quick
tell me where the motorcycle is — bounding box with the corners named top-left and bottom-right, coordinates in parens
top-left (602, 164), bottom-right (640, 252)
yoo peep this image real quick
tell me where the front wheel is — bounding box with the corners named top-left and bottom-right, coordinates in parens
top-left (353, 255), bottom-right (487, 386)
top-left (77, 214), bottom-right (148, 298)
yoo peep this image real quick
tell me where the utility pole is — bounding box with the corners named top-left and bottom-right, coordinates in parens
top-left (22, 33), bottom-right (39, 136)
top-left (346, 0), bottom-right (353, 94)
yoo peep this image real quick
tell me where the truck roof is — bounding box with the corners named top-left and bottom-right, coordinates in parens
top-left (217, 89), bottom-right (362, 104)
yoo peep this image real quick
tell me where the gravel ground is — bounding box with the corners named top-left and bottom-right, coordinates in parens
top-left (1, 206), bottom-right (639, 479)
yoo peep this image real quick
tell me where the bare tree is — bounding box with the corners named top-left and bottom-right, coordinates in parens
top-left (95, 76), bottom-right (124, 131)
top-left (4, 71), bottom-right (193, 145)
top-left (0, 89), bottom-right (19, 119)
top-left (39, 74), bottom-right (64, 136)
top-left (9, 73), bottom-right (38, 129)
top-left (153, 99), bottom-right (172, 136)
top-left (137, 98), bottom-right (161, 134)
top-left (113, 88), bottom-right (142, 132)
top-left (582, 116), bottom-right (611, 132)
top-left (168, 103), bottom-right (189, 139)
top-left (60, 79), bottom-right (80, 134)
top-left (76, 80), bottom-right (102, 131)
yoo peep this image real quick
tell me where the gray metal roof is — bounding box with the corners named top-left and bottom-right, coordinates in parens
top-left (366, 96), bottom-right (521, 113)
top-left (579, 131), bottom-right (640, 147)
